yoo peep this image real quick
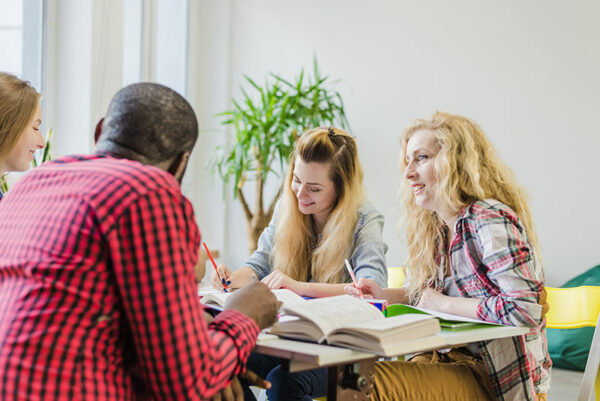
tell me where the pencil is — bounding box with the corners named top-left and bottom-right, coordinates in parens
top-left (344, 259), bottom-right (358, 288)
top-left (203, 242), bottom-right (229, 291)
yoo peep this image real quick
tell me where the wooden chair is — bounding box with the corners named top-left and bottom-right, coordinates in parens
top-left (545, 286), bottom-right (600, 401)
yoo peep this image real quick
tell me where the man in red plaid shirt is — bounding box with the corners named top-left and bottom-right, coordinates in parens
top-left (0, 83), bottom-right (279, 400)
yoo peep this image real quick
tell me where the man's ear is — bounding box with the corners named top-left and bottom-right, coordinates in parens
top-left (94, 118), bottom-right (104, 144)
top-left (168, 151), bottom-right (191, 183)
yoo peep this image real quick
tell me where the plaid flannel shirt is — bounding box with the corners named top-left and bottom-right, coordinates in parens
top-left (445, 199), bottom-right (551, 401)
top-left (0, 154), bottom-right (259, 400)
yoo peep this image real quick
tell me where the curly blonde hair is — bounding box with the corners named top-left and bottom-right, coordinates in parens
top-left (399, 111), bottom-right (540, 302)
top-left (272, 127), bottom-right (364, 283)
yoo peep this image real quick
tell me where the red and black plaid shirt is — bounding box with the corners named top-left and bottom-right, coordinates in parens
top-left (0, 154), bottom-right (259, 400)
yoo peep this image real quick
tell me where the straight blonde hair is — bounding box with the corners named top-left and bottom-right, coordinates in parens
top-left (0, 72), bottom-right (40, 162)
top-left (272, 127), bottom-right (364, 283)
top-left (399, 112), bottom-right (540, 302)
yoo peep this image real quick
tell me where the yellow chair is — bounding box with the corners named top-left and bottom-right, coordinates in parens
top-left (546, 286), bottom-right (600, 329)
top-left (387, 266), bottom-right (405, 288)
top-left (545, 286), bottom-right (600, 401)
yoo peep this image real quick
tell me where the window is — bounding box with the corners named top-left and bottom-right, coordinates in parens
top-left (122, 0), bottom-right (188, 94)
top-left (0, 0), bottom-right (24, 75)
top-left (0, 0), bottom-right (44, 90)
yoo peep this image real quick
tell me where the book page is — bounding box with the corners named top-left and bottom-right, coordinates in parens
top-left (388, 304), bottom-right (500, 326)
top-left (281, 295), bottom-right (384, 336)
top-left (200, 288), bottom-right (305, 309)
top-left (200, 291), bottom-right (229, 307)
top-left (326, 314), bottom-right (441, 355)
top-left (197, 288), bottom-right (219, 297)
top-left (271, 289), bottom-right (306, 306)
top-left (417, 307), bottom-right (497, 324)
top-left (342, 314), bottom-right (435, 331)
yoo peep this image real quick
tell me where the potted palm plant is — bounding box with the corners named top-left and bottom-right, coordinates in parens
top-left (211, 60), bottom-right (349, 254)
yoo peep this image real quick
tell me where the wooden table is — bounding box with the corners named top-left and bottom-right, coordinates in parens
top-left (255, 325), bottom-right (529, 400)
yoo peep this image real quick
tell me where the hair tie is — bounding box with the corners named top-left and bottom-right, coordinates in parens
top-left (328, 127), bottom-right (336, 137)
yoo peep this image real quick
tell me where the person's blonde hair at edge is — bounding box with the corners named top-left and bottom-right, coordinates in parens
top-left (0, 72), bottom-right (41, 163)
top-left (271, 127), bottom-right (364, 284)
top-left (399, 111), bottom-right (540, 303)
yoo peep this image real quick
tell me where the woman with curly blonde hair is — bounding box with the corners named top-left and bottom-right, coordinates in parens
top-left (0, 72), bottom-right (45, 198)
top-left (346, 112), bottom-right (550, 401)
top-left (212, 126), bottom-right (387, 400)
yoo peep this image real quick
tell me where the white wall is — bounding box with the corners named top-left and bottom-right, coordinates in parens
top-left (186, 1), bottom-right (234, 261)
top-left (43, 0), bottom-right (599, 286)
top-left (189, 0), bottom-right (600, 286)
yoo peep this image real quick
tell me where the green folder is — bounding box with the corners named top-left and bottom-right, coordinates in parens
top-left (386, 304), bottom-right (494, 330)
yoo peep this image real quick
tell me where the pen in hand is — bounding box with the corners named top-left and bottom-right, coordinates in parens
top-left (203, 242), bottom-right (230, 292)
top-left (344, 259), bottom-right (363, 298)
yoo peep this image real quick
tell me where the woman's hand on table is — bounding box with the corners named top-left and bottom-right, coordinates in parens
top-left (261, 270), bottom-right (302, 293)
top-left (416, 287), bottom-right (447, 310)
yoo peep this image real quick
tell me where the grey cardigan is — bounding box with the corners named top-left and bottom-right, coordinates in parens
top-left (244, 201), bottom-right (388, 287)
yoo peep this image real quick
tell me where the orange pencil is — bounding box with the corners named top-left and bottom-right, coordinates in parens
top-left (203, 242), bottom-right (229, 291)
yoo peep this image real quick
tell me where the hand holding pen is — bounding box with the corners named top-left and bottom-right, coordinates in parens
top-left (344, 259), bottom-right (364, 298)
top-left (344, 277), bottom-right (383, 300)
top-left (203, 242), bottom-right (231, 292)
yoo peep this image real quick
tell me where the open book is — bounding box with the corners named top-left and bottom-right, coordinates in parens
top-left (269, 295), bottom-right (441, 356)
top-left (387, 304), bottom-right (500, 329)
top-left (200, 288), bottom-right (306, 310)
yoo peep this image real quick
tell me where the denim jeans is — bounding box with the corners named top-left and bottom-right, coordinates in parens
top-left (242, 353), bottom-right (327, 401)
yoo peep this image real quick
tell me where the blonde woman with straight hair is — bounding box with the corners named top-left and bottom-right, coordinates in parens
top-left (211, 126), bottom-right (387, 296)
top-left (0, 72), bottom-right (45, 198)
top-left (212, 126), bottom-right (387, 401)
top-left (346, 112), bottom-right (551, 401)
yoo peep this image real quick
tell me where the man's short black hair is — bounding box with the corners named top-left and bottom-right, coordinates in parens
top-left (96, 82), bottom-right (198, 165)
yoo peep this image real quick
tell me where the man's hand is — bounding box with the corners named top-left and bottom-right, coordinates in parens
top-left (211, 370), bottom-right (271, 401)
top-left (211, 375), bottom-right (242, 401)
top-left (225, 282), bottom-right (279, 330)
